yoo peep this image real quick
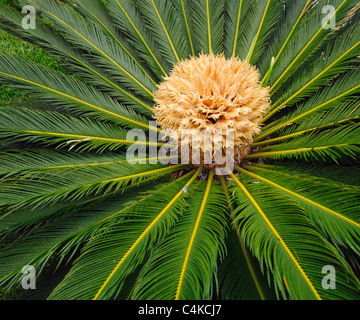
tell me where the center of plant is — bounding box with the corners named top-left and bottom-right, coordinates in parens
top-left (154, 53), bottom-right (270, 169)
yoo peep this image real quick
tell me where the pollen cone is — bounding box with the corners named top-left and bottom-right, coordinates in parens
top-left (154, 53), bottom-right (270, 168)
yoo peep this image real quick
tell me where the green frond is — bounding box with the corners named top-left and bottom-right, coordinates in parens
top-left (171, 0), bottom-right (195, 56)
top-left (0, 204), bottom-right (68, 238)
top-left (218, 177), bottom-right (274, 300)
top-left (238, 165), bottom-right (360, 256)
top-left (269, 0), bottom-right (359, 94)
top-left (134, 0), bottom-right (190, 64)
top-left (105, 0), bottom-right (169, 77)
top-left (228, 171), bottom-right (360, 300)
top-left (47, 171), bottom-right (201, 300)
top-left (0, 149), bottom-right (178, 178)
top-left (0, 106), bottom-right (154, 153)
top-left (271, 163), bottom-right (360, 189)
top-left (0, 53), bottom-right (153, 128)
top-left (23, 0), bottom-right (156, 100)
top-left (131, 174), bottom-right (229, 300)
top-left (0, 4), bottom-right (154, 114)
top-left (190, 0), bottom-right (225, 55)
top-left (73, 0), bottom-right (158, 85)
top-left (217, 230), bottom-right (275, 300)
top-left (259, 0), bottom-right (312, 81)
top-left (256, 69), bottom-right (360, 141)
top-left (265, 18), bottom-right (360, 121)
top-left (252, 100), bottom-right (359, 147)
top-left (248, 124), bottom-right (360, 163)
top-left (0, 158), bottom-right (185, 210)
top-left (0, 181), bottom-right (162, 293)
top-left (244, 0), bottom-right (284, 64)
top-left (223, 0), bottom-right (251, 58)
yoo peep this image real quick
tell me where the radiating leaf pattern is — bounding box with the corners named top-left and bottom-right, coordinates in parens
top-left (0, 0), bottom-right (359, 300)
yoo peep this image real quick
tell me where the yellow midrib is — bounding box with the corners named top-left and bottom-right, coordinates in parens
top-left (261, 0), bottom-right (311, 85)
top-left (29, 0), bottom-right (154, 98)
top-left (266, 39), bottom-right (360, 120)
top-left (11, 129), bottom-right (162, 147)
top-left (31, 155), bottom-right (180, 170)
top-left (0, 4), bottom-right (152, 111)
top-left (270, 0), bottom-right (347, 93)
top-left (52, 172), bottom-right (195, 299)
top-left (219, 177), bottom-right (266, 300)
top-left (175, 170), bottom-right (214, 300)
top-left (244, 144), bottom-right (349, 158)
top-left (0, 71), bottom-right (151, 130)
top-left (255, 83), bottom-right (360, 141)
top-left (97, 164), bottom-right (185, 185)
top-left (150, 0), bottom-right (180, 62)
top-left (92, 168), bottom-right (202, 300)
top-left (62, 52), bottom-right (153, 113)
top-left (86, 9), bottom-right (157, 87)
top-left (115, 0), bottom-right (167, 77)
top-left (251, 113), bottom-right (360, 147)
top-left (228, 169), bottom-right (321, 300)
top-left (232, 0), bottom-right (243, 57)
top-left (206, 0), bottom-right (212, 53)
top-left (239, 165), bottom-right (360, 230)
top-left (181, 0), bottom-right (195, 56)
top-left (246, 0), bottom-right (271, 63)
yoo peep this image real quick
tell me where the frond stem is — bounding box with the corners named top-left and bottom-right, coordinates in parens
top-left (93, 167), bottom-right (203, 300)
top-left (269, 0), bottom-right (348, 94)
top-left (225, 167), bottom-right (322, 300)
top-left (237, 165), bottom-right (360, 230)
top-left (219, 176), bottom-right (266, 300)
top-left (260, 0), bottom-right (311, 85)
top-left (254, 83), bottom-right (360, 142)
top-left (175, 168), bottom-right (213, 300)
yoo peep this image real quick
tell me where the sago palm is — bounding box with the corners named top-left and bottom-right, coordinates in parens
top-left (0, 0), bottom-right (359, 300)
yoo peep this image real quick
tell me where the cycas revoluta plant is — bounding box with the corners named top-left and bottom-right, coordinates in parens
top-left (0, 0), bottom-right (359, 300)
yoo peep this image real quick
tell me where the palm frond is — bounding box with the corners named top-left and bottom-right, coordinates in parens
top-left (223, 0), bottom-right (251, 58)
top-left (171, 0), bottom-right (195, 56)
top-left (134, 0), bottom-right (190, 64)
top-left (217, 230), bottom-right (275, 300)
top-left (269, 0), bottom-right (359, 93)
top-left (248, 124), bottom-right (360, 163)
top-left (190, 0), bottom-right (225, 55)
top-left (0, 149), bottom-right (178, 178)
top-left (0, 106), bottom-right (154, 153)
top-left (218, 179), bottom-right (275, 300)
top-left (0, 53), bottom-right (153, 127)
top-left (132, 174), bottom-right (229, 300)
top-left (252, 100), bottom-right (359, 148)
top-left (73, 0), bottom-right (158, 84)
top-left (0, 4), bottom-right (154, 114)
top-left (265, 18), bottom-right (360, 121)
top-left (238, 165), bottom-right (360, 256)
top-left (0, 181), bottom-right (161, 292)
top-left (259, 0), bottom-right (313, 81)
top-left (24, 0), bottom-right (156, 100)
top-left (256, 69), bottom-right (360, 141)
top-left (228, 170), bottom-right (360, 300)
top-left (0, 157), bottom-right (185, 210)
top-left (105, 0), bottom-right (169, 77)
top-left (272, 163), bottom-right (360, 189)
top-left (48, 171), bottom-right (202, 299)
top-left (244, 0), bottom-right (284, 64)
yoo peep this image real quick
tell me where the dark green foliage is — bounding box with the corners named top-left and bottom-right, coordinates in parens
top-left (0, 0), bottom-right (359, 300)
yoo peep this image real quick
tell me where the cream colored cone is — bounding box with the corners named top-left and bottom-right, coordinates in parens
top-left (154, 53), bottom-right (271, 168)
